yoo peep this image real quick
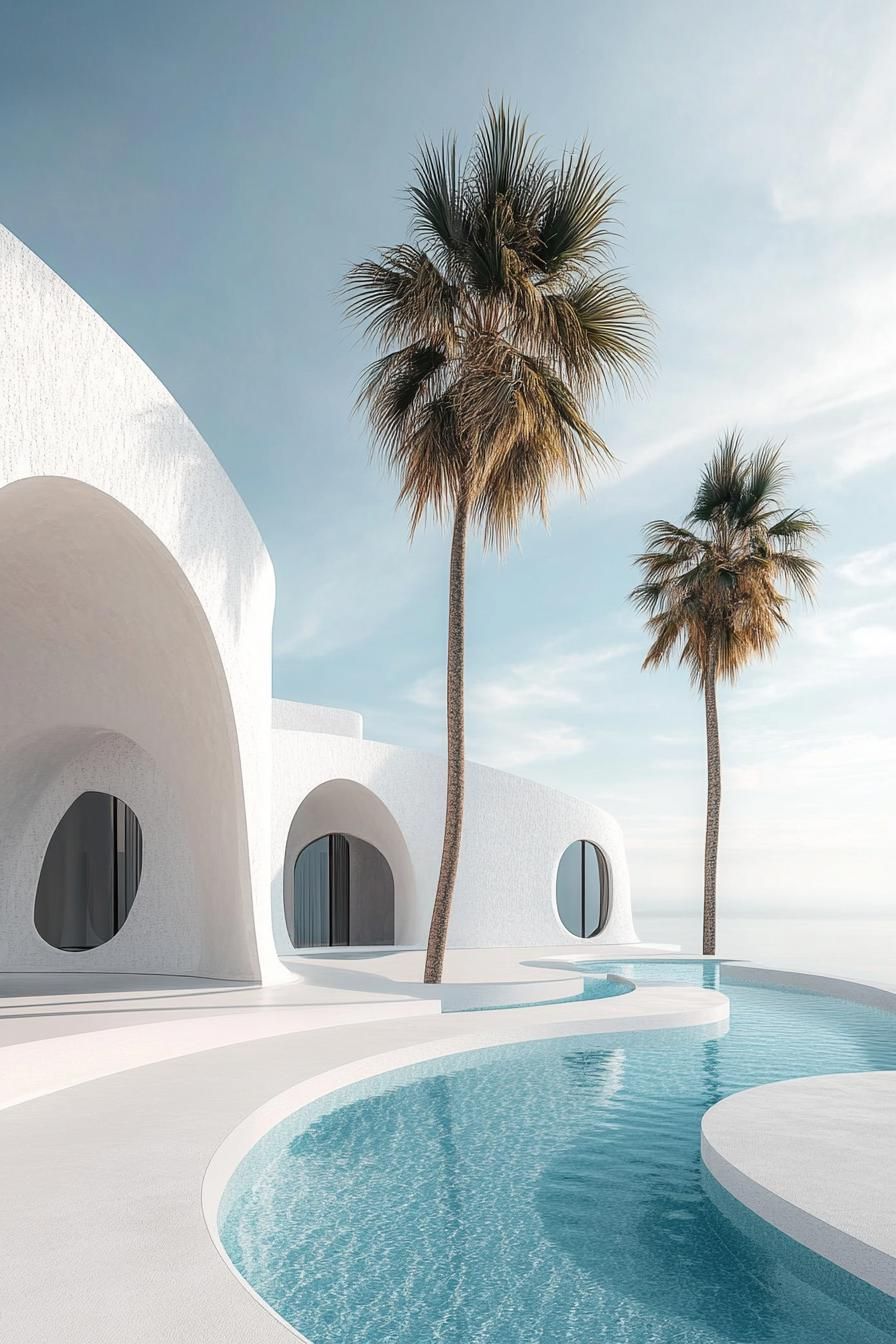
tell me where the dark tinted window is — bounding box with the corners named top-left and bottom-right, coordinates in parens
top-left (35, 792), bottom-right (143, 950)
top-left (556, 840), bottom-right (609, 938)
top-left (288, 833), bottom-right (394, 949)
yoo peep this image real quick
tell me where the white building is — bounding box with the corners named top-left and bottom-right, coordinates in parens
top-left (0, 224), bottom-right (636, 985)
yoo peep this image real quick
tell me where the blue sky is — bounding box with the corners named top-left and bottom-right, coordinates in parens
top-left (2, 1), bottom-right (893, 921)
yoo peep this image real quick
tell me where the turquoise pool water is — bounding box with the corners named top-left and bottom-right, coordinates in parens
top-left (220, 963), bottom-right (896, 1343)
top-left (451, 956), bottom-right (719, 1013)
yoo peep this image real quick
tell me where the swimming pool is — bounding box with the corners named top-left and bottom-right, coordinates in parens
top-left (219, 962), bottom-right (896, 1342)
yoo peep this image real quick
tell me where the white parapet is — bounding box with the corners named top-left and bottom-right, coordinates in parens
top-left (272, 699), bottom-right (363, 738)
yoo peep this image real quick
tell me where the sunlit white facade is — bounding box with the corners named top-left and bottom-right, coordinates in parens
top-left (0, 224), bottom-right (636, 984)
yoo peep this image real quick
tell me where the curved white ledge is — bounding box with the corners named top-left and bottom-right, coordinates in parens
top-left (702, 1072), bottom-right (896, 1295)
top-left (438, 973), bottom-right (587, 1009)
top-left (0, 974), bottom-right (728, 1343)
top-left (720, 961), bottom-right (896, 1009)
top-left (701, 965), bottom-right (896, 1295)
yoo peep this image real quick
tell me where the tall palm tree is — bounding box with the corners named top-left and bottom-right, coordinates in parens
top-left (630, 432), bottom-right (821, 955)
top-left (346, 103), bottom-right (651, 983)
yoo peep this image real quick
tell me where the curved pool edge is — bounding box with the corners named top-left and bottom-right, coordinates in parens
top-left (701, 1071), bottom-right (896, 1297)
top-left (720, 962), bottom-right (896, 1011)
top-left (2, 960), bottom-right (892, 1344)
top-left (436, 971), bottom-right (585, 1010)
top-left (202, 983), bottom-right (730, 1329)
top-left (206, 964), bottom-right (896, 1337)
top-left (701, 968), bottom-right (896, 1298)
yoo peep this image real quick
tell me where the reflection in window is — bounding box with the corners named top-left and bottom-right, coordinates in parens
top-left (34, 792), bottom-right (143, 951)
top-left (288, 833), bottom-right (394, 949)
top-left (556, 840), bottom-right (610, 939)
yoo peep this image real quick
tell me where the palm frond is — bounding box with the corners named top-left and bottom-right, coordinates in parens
top-left (767, 508), bottom-right (824, 548)
top-left (632, 433), bottom-right (821, 690)
top-left (535, 142), bottom-right (618, 276)
top-left (469, 100), bottom-right (542, 218)
top-left (358, 342), bottom-right (449, 458)
top-left (344, 246), bottom-right (457, 349)
top-left (642, 519), bottom-right (703, 551)
top-left (524, 273), bottom-right (653, 396)
top-left (346, 101), bottom-right (651, 541)
top-left (688, 429), bottom-right (746, 523)
top-left (409, 136), bottom-right (467, 265)
top-left (394, 391), bottom-right (464, 534)
top-left (769, 550), bottom-right (821, 601)
top-left (641, 609), bottom-right (689, 670)
top-left (740, 441), bottom-right (789, 523)
top-left (469, 352), bottom-right (612, 548)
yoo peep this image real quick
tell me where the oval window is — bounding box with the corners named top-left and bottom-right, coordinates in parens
top-left (555, 840), bottom-right (610, 939)
top-left (34, 792), bottom-right (143, 951)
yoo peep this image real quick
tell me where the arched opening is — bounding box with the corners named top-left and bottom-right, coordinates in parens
top-left (287, 832), bottom-right (395, 949)
top-left (280, 779), bottom-right (415, 953)
top-left (34, 792), bottom-right (143, 951)
top-left (555, 840), bottom-right (611, 939)
top-left (0, 477), bottom-right (259, 978)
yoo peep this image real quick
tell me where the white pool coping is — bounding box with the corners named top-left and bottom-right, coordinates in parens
top-left (1, 952), bottom-right (894, 1340)
top-left (702, 1071), bottom-right (896, 1295)
top-left (202, 986), bottom-right (729, 1343)
top-left (0, 951), bottom-right (726, 1343)
top-left (698, 962), bottom-right (896, 1298)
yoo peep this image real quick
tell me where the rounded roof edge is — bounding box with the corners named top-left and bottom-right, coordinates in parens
top-left (272, 699), bottom-right (364, 739)
top-left (0, 221), bottom-right (274, 584)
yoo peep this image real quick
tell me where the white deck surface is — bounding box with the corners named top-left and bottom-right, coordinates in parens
top-left (0, 945), bottom-right (725, 1342)
top-left (2, 949), bottom-right (894, 1340)
top-left (702, 1070), bottom-right (896, 1295)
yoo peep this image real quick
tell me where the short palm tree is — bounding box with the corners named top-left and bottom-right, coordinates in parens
top-left (630, 432), bottom-right (821, 955)
top-left (346, 103), bottom-right (651, 982)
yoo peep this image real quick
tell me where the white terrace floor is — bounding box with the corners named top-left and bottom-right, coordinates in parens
top-left (0, 948), bottom-right (892, 1342)
top-left (0, 944), bottom-right (689, 1106)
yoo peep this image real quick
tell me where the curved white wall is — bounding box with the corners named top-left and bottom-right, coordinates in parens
top-left (0, 221), bottom-right (637, 981)
top-left (272, 727), bottom-right (636, 954)
top-left (0, 225), bottom-right (284, 982)
top-left (10, 729), bottom-right (201, 969)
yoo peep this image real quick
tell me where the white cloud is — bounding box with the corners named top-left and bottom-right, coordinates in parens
top-left (274, 514), bottom-right (442, 662)
top-left (803, 601), bottom-right (896, 664)
top-left (839, 543), bottom-right (896, 588)
top-left (726, 729), bottom-right (896, 798)
top-left (406, 639), bottom-right (633, 769)
top-left (768, 18), bottom-right (896, 223)
top-left (408, 643), bottom-right (632, 715)
top-left (471, 722), bottom-right (587, 772)
top-left (849, 624), bottom-right (896, 659)
top-left (727, 598), bottom-right (896, 712)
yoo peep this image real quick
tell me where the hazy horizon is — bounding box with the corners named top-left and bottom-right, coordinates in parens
top-left (2, 1), bottom-right (893, 931)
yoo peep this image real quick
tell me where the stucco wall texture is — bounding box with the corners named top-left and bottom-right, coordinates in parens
top-left (0, 224), bottom-right (636, 983)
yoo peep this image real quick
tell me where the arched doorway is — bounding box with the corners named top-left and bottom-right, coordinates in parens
top-left (281, 779), bottom-right (415, 953)
top-left (287, 832), bottom-right (395, 949)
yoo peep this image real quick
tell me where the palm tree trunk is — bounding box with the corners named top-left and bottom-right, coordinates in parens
top-left (423, 489), bottom-right (468, 984)
top-left (702, 644), bottom-right (721, 956)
